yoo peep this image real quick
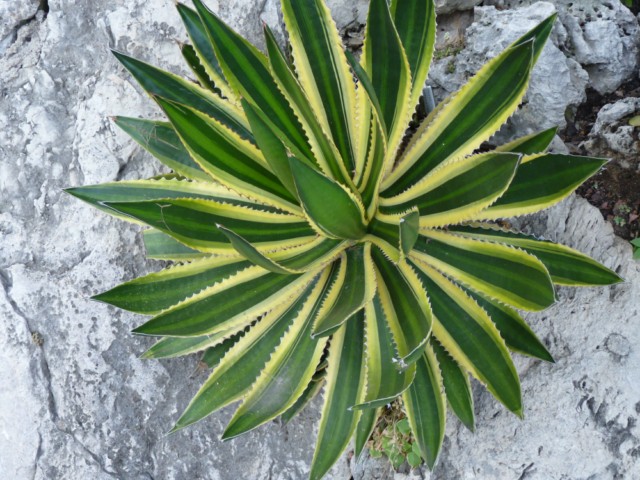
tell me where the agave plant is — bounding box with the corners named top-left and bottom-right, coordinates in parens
top-left (66, 0), bottom-right (621, 477)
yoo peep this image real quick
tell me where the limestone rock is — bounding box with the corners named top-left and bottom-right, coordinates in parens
top-left (584, 97), bottom-right (640, 166)
top-left (429, 2), bottom-right (588, 144)
top-left (486, 0), bottom-right (640, 94)
top-left (0, 0), bottom-right (41, 54)
top-left (435, 0), bottom-right (482, 14)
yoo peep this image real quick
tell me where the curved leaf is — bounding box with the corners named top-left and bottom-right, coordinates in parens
top-left (310, 312), bottom-right (366, 480)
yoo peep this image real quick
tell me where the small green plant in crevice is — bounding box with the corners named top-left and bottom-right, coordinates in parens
top-left (368, 400), bottom-right (422, 470)
top-left (433, 39), bottom-right (465, 60)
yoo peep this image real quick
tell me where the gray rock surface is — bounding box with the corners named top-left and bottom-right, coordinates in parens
top-left (429, 2), bottom-right (589, 144)
top-left (435, 0), bottom-right (482, 14)
top-left (486, 0), bottom-right (640, 94)
top-left (1, 1), bottom-right (638, 480)
top-left (584, 97), bottom-right (640, 167)
top-left (0, 0), bottom-right (41, 54)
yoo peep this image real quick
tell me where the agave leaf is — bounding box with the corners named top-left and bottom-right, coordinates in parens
top-left (93, 256), bottom-right (249, 315)
top-left (464, 288), bottom-right (554, 363)
top-left (102, 198), bottom-right (316, 254)
top-left (217, 225), bottom-right (346, 275)
top-left (141, 329), bottom-right (234, 360)
top-left (176, 2), bottom-right (236, 101)
top-left (142, 229), bottom-right (208, 261)
top-left (431, 339), bottom-right (475, 432)
top-left (389, 0), bottom-right (437, 117)
top-left (353, 299), bottom-right (416, 409)
top-left (361, 0), bottom-right (412, 159)
top-left (309, 312), bottom-right (366, 480)
top-left (496, 126), bottom-right (558, 155)
top-left (181, 42), bottom-right (219, 94)
top-left (289, 158), bottom-right (368, 240)
top-left (372, 248), bottom-right (432, 365)
top-left (156, 97), bottom-right (301, 213)
top-left (113, 117), bottom-right (209, 182)
top-left (263, 25), bottom-right (351, 184)
top-left (281, 364), bottom-right (327, 424)
top-left (280, 0), bottom-right (360, 174)
top-left (241, 99), bottom-right (297, 197)
top-left (412, 261), bottom-right (522, 416)
top-left (402, 343), bottom-right (446, 469)
top-left (358, 115), bottom-right (388, 218)
top-left (367, 209), bottom-right (422, 263)
top-left (132, 266), bottom-right (319, 337)
top-left (413, 229), bottom-right (555, 312)
top-left (380, 152), bottom-right (521, 227)
top-left (345, 51), bottom-right (387, 137)
top-left (64, 178), bottom-right (264, 223)
top-left (201, 329), bottom-right (244, 368)
top-left (480, 153), bottom-right (608, 219)
top-left (222, 282), bottom-right (329, 440)
top-left (354, 406), bottom-right (380, 460)
top-left (191, 0), bottom-right (312, 162)
top-left (312, 244), bottom-right (376, 337)
top-left (382, 37), bottom-right (536, 195)
top-left (112, 50), bottom-right (249, 139)
top-left (171, 284), bottom-right (319, 431)
top-left (450, 224), bottom-right (622, 286)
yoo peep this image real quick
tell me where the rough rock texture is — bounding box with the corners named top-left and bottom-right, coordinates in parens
top-left (1, 1), bottom-right (639, 480)
top-left (0, 0), bottom-right (41, 53)
top-left (429, 2), bottom-right (589, 144)
top-left (435, 0), bottom-right (482, 14)
top-left (351, 196), bottom-right (640, 480)
top-left (584, 98), bottom-right (640, 166)
top-left (486, 0), bottom-right (640, 94)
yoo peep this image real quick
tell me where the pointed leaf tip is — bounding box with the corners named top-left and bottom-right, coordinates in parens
top-left (289, 158), bottom-right (367, 240)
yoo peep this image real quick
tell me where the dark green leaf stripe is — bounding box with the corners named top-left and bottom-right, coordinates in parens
top-left (512, 13), bottom-right (557, 64)
top-left (310, 313), bottom-right (366, 480)
top-left (113, 117), bottom-right (209, 181)
top-left (413, 231), bottom-right (555, 311)
top-left (157, 97), bottom-right (297, 206)
top-left (382, 39), bottom-right (535, 196)
top-left (449, 224), bottom-right (622, 286)
top-left (278, 238), bottom-right (345, 271)
top-left (362, 0), bottom-right (410, 140)
top-left (93, 256), bottom-right (250, 314)
top-left (402, 344), bottom-right (445, 469)
top-left (281, 0), bottom-right (359, 173)
top-left (290, 158), bottom-right (367, 240)
top-left (431, 339), bottom-right (475, 432)
top-left (484, 154), bottom-right (608, 217)
top-left (132, 267), bottom-right (317, 337)
top-left (400, 210), bottom-right (420, 254)
top-left (496, 127), bottom-right (558, 155)
top-left (464, 287), bottom-right (554, 362)
top-left (359, 117), bottom-right (387, 216)
top-left (390, 0), bottom-right (436, 107)
top-left (192, 0), bottom-right (312, 161)
top-left (264, 25), bottom-right (348, 182)
top-left (176, 3), bottom-right (226, 81)
top-left (412, 261), bottom-right (522, 416)
top-left (112, 50), bottom-right (250, 139)
top-left (172, 288), bottom-right (317, 431)
top-left (353, 299), bottom-right (416, 409)
top-left (142, 229), bottom-right (208, 261)
top-left (103, 198), bottom-right (315, 253)
top-left (222, 283), bottom-right (329, 439)
top-left (372, 247), bottom-right (432, 364)
top-left (313, 245), bottom-right (373, 337)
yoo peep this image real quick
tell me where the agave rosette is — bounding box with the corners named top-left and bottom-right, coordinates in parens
top-left (67, 0), bottom-right (621, 476)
